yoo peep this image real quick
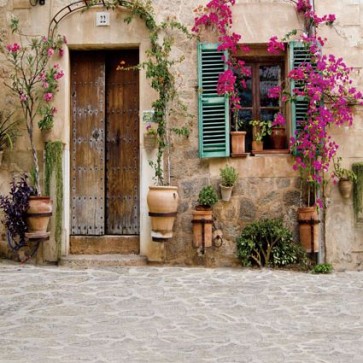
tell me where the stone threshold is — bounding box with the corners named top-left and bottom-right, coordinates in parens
top-left (59, 254), bottom-right (148, 269)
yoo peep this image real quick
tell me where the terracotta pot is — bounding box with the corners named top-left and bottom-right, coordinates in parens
top-left (252, 140), bottom-right (263, 152)
top-left (147, 186), bottom-right (179, 242)
top-left (26, 196), bottom-right (53, 233)
top-left (41, 129), bottom-right (53, 143)
top-left (270, 127), bottom-right (287, 149)
top-left (144, 134), bottom-right (157, 151)
top-left (220, 184), bottom-right (233, 202)
top-left (338, 179), bottom-right (353, 199)
top-left (230, 131), bottom-right (246, 155)
top-left (297, 206), bottom-right (319, 253)
top-left (192, 208), bottom-right (213, 248)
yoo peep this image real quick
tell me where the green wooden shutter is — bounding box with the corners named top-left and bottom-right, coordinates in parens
top-left (198, 43), bottom-right (229, 158)
top-left (289, 41), bottom-right (311, 137)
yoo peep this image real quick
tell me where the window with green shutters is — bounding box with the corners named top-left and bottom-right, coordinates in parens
top-left (289, 41), bottom-right (311, 137)
top-left (197, 43), bottom-right (230, 158)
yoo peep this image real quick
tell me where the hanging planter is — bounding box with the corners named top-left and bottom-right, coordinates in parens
top-left (338, 179), bottom-right (353, 199)
top-left (192, 207), bottom-right (213, 248)
top-left (144, 134), bottom-right (158, 151)
top-left (147, 186), bottom-right (179, 242)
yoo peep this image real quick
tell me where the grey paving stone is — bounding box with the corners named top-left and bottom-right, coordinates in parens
top-left (0, 260), bottom-right (362, 362)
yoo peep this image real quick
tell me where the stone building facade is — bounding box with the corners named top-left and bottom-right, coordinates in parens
top-left (0, 0), bottom-right (362, 270)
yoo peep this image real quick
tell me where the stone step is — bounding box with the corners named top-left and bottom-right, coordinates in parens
top-left (59, 254), bottom-right (148, 269)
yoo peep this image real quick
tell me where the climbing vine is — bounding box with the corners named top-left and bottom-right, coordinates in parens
top-left (45, 141), bottom-right (63, 260)
top-left (85, 0), bottom-right (192, 185)
top-left (352, 163), bottom-right (363, 221)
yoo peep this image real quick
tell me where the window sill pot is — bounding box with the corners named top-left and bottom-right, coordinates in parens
top-left (252, 140), bottom-right (263, 152)
top-left (270, 127), bottom-right (287, 149)
top-left (297, 206), bottom-right (319, 253)
top-left (338, 179), bottom-right (353, 199)
top-left (147, 186), bottom-right (179, 242)
top-left (230, 131), bottom-right (246, 154)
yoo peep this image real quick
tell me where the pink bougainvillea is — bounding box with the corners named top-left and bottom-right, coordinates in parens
top-left (268, 0), bottom-right (363, 207)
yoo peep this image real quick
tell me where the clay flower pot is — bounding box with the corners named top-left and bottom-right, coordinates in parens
top-left (338, 179), bottom-right (353, 199)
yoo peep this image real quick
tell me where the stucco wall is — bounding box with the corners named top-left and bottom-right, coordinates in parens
top-left (0, 0), bottom-right (361, 270)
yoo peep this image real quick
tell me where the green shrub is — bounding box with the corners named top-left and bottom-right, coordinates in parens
top-left (220, 165), bottom-right (238, 187)
top-left (312, 263), bottom-right (333, 274)
top-left (236, 218), bottom-right (308, 268)
top-left (198, 185), bottom-right (218, 207)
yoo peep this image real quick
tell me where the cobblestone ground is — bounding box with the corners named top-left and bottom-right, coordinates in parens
top-left (0, 260), bottom-right (362, 363)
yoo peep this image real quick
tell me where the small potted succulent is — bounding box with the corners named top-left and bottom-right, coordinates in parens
top-left (192, 185), bottom-right (218, 248)
top-left (219, 165), bottom-right (239, 201)
top-left (333, 157), bottom-right (357, 199)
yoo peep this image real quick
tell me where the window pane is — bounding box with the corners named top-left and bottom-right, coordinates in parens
top-left (260, 109), bottom-right (278, 122)
top-left (237, 66), bottom-right (252, 107)
top-left (259, 65), bottom-right (281, 107)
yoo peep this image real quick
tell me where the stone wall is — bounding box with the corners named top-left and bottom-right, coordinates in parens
top-left (0, 0), bottom-right (361, 270)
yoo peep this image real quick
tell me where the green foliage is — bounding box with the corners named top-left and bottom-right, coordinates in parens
top-left (312, 263), bottom-right (333, 274)
top-left (0, 111), bottom-right (18, 150)
top-left (333, 157), bottom-right (357, 182)
top-left (236, 218), bottom-right (308, 268)
top-left (220, 165), bottom-right (238, 187)
top-left (249, 120), bottom-right (272, 141)
top-left (198, 185), bottom-right (218, 207)
top-left (45, 141), bottom-right (63, 260)
top-left (352, 162), bottom-right (363, 219)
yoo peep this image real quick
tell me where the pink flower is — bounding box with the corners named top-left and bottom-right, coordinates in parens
top-left (272, 113), bottom-right (286, 127)
top-left (6, 43), bottom-right (20, 53)
top-left (54, 70), bottom-right (64, 80)
top-left (19, 92), bottom-right (28, 102)
top-left (267, 36), bottom-right (285, 55)
top-left (268, 86), bottom-right (281, 99)
top-left (44, 93), bottom-right (53, 102)
top-left (47, 48), bottom-right (54, 57)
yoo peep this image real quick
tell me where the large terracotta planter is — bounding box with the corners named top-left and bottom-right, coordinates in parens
top-left (147, 186), bottom-right (179, 242)
top-left (192, 207), bottom-right (213, 248)
top-left (297, 206), bottom-right (319, 253)
top-left (338, 179), bottom-right (353, 199)
top-left (270, 127), bottom-right (287, 149)
top-left (26, 196), bottom-right (53, 234)
top-left (230, 131), bottom-right (246, 155)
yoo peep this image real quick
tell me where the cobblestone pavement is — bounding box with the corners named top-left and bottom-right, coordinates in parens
top-left (0, 260), bottom-right (362, 363)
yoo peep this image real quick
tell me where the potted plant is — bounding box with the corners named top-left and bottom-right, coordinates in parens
top-left (249, 120), bottom-right (272, 151)
top-left (0, 19), bottom-right (65, 236)
top-left (0, 18), bottom-right (65, 194)
top-left (219, 164), bottom-right (238, 202)
top-left (230, 111), bottom-right (247, 156)
top-left (143, 122), bottom-right (158, 151)
top-left (270, 112), bottom-right (287, 150)
top-left (333, 157), bottom-right (357, 199)
top-left (192, 185), bottom-right (218, 248)
top-left (0, 111), bottom-right (18, 165)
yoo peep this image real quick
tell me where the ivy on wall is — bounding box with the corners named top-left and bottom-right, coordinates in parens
top-left (352, 162), bottom-right (363, 222)
top-left (45, 141), bottom-right (63, 260)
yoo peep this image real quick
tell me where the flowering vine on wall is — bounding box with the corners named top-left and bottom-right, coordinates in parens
top-left (0, 18), bottom-right (65, 193)
top-left (193, 0), bottom-right (363, 208)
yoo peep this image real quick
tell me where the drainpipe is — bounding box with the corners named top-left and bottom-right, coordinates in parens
top-left (309, 0), bottom-right (324, 264)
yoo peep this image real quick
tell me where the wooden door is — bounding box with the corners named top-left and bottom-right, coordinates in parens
top-left (70, 50), bottom-right (139, 254)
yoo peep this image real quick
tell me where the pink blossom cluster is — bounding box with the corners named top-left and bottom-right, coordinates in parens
top-left (275, 0), bottom-right (363, 206)
top-left (6, 43), bottom-right (20, 53)
top-left (193, 0), bottom-right (250, 114)
top-left (272, 113), bottom-right (286, 127)
top-left (267, 36), bottom-right (285, 55)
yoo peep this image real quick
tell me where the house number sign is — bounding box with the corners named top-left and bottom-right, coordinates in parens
top-left (96, 12), bottom-right (110, 26)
